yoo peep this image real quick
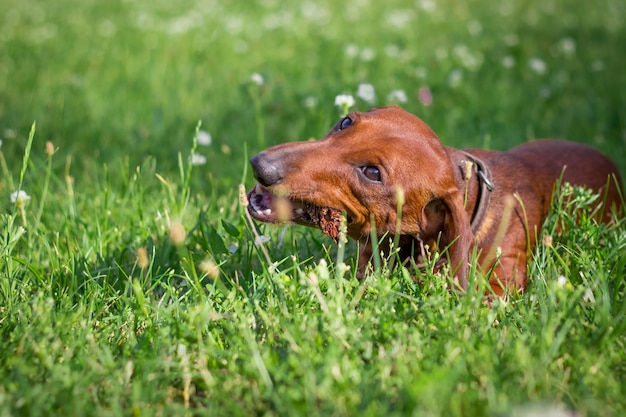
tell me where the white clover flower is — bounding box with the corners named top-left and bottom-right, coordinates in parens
top-left (191, 152), bottom-right (207, 166)
top-left (529, 58), bottom-right (547, 75)
top-left (334, 94), bottom-right (355, 110)
top-left (197, 130), bottom-right (212, 146)
top-left (10, 190), bottom-right (31, 208)
top-left (303, 96), bottom-right (318, 108)
top-left (504, 34), bottom-right (519, 46)
top-left (387, 89), bottom-right (408, 103)
top-left (559, 37), bottom-right (576, 55)
top-left (2, 128), bottom-right (17, 139)
top-left (448, 69), bottom-right (463, 87)
top-left (590, 60), bottom-right (605, 72)
top-left (356, 83), bottom-right (376, 103)
top-left (502, 56), bottom-right (515, 68)
top-left (251, 73), bottom-right (264, 85)
top-left (418, 0), bottom-right (436, 13)
top-left (467, 21), bottom-right (482, 36)
top-left (345, 44), bottom-right (359, 59)
top-left (360, 48), bottom-right (376, 62)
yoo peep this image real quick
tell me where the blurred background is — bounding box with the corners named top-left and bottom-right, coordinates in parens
top-left (1, 0), bottom-right (625, 195)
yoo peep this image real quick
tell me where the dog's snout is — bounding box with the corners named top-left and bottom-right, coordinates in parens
top-left (250, 153), bottom-right (283, 187)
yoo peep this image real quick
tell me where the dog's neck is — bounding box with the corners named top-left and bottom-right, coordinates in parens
top-left (446, 148), bottom-right (495, 234)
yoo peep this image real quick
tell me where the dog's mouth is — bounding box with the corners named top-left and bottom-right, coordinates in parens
top-left (247, 184), bottom-right (343, 242)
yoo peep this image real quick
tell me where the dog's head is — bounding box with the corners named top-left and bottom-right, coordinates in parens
top-left (247, 106), bottom-right (473, 280)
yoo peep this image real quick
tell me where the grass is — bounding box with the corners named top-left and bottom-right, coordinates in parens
top-left (1, 0), bottom-right (625, 415)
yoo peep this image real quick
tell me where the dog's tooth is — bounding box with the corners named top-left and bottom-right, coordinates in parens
top-left (295, 208), bottom-right (304, 215)
top-left (261, 209), bottom-right (272, 216)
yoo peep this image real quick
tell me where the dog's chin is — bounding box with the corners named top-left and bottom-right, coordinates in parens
top-left (246, 184), bottom-right (344, 241)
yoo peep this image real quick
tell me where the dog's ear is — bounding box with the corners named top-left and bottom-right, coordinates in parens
top-left (421, 188), bottom-right (474, 290)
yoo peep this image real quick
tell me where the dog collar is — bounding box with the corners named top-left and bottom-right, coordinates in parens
top-left (461, 152), bottom-right (495, 234)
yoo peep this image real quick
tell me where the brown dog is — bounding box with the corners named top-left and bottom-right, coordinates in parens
top-left (247, 106), bottom-right (623, 295)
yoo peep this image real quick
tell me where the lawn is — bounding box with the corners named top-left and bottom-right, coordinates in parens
top-left (1, 0), bottom-right (625, 415)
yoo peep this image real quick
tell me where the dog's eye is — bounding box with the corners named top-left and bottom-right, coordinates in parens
top-left (361, 165), bottom-right (381, 182)
top-left (339, 116), bottom-right (353, 130)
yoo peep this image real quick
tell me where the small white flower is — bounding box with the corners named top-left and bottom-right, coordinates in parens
top-left (540, 87), bottom-right (552, 99)
top-left (529, 58), bottom-right (547, 75)
top-left (356, 83), bottom-right (376, 103)
top-left (556, 275), bottom-right (568, 287)
top-left (387, 89), bottom-right (408, 103)
top-left (251, 73), bottom-right (264, 85)
top-left (197, 130), bottom-right (212, 146)
top-left (467, 21), bottom-right (482, 36)
top-left (502, 56), bottom-right (515, 68)
top-left (415, 66), bottom-right (428, 79)
top-left (345, 44), bottom-right (359, 58)
top-left (191, 152), bottom-right (207, 166)
top-left (559, 37), bottom-right (576, 55)
top-left (590, 60), bottom-right (605, 72)
top-left (418, 0), bottom-right (436, 13)
top-left (2, 128), bottom-right (17, 139)
top-left (303, 96), bottom-right (318, 108)
top-left (448, 69), bottom-right (463, 87)
top-left (255, 235), bottom-right (270, 246)
top-left (10, 190), bottom-right (31, 208)
top-left (360, 48), bottom-right (376, 62)
top-left (334, 94), bottom-right (355, 109)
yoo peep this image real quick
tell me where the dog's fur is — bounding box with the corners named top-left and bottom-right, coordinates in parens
top-left (247, 106), bottom-right (623, 295)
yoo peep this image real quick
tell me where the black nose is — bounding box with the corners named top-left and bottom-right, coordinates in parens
top-left (250, 153), bottom-right (283, 187)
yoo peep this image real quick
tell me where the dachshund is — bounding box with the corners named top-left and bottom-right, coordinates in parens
top-left (247, 106), bottom-right (623, 295)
